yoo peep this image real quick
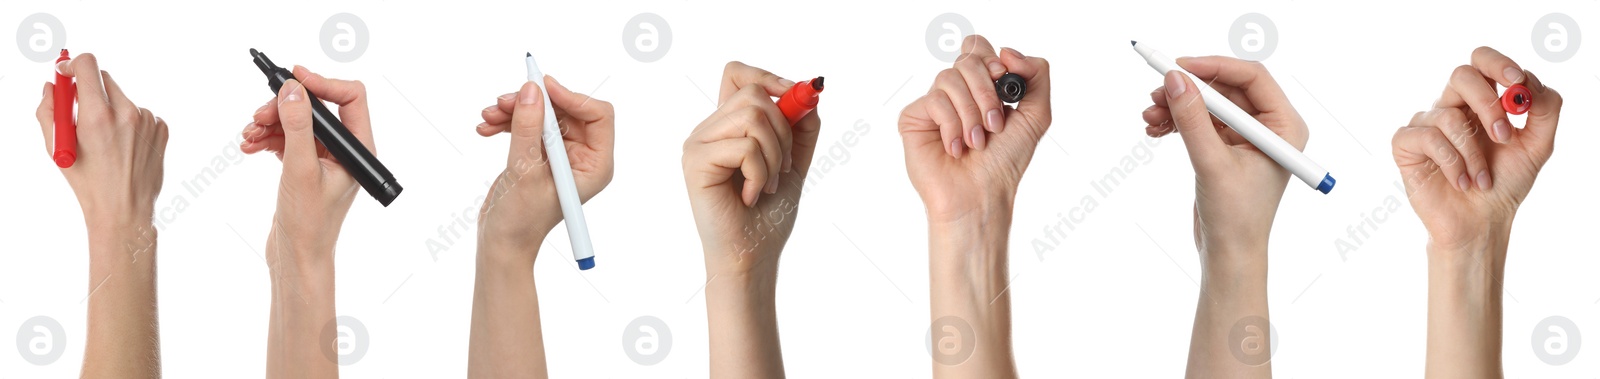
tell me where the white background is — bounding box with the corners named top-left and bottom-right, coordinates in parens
top-left (2, 0), bottom-right (1597, 377)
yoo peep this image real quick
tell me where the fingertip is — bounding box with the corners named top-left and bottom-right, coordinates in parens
top-left (1163, 71), bottom-right (1190, 99)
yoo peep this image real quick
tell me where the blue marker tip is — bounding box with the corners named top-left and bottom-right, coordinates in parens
top-left (1316, 174), bottom-right (1336, 194)
top-left (577, 257), bottom-right (595, 270)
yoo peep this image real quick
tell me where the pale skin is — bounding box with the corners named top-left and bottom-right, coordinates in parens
top-left (898, 35), bottom-right (1051, 378)
top-left (240, 66), bottom-right (375, 379)
top-left (35, 53), bottom-right (168, 378)
top-left (682, 61), bottom-right (825, 378)
top-left (465, 76), bottom-right (615, 378)
top-left (1391, 47), bottom-right (1561, 378)
top-left (1141, 56), bottom-right (1311, 378)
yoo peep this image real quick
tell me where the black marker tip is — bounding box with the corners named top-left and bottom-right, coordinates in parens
top-left (250, 48), bottom-right (259, 55)
top-left (526, 52), bottom-right (532, 57)
top-left (1130, 40), bottom-right (1137, 46)
top-left (812, 76), bottom-right (824, 90)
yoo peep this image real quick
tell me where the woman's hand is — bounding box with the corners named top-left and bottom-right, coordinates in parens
top-left (898, 35), bottom-right (1051, 226)
top-left (1393, 47), bottom-right (1561, 252)
top-left (682, 61), bottom-right (823, 378)
top-left (682, 61), bottom-right (822, 279)
top-left (241, 66), bottom-right (374, 379)
top-left (1141, 56), bottom-right (1305, 378)
top-left (35, 52), bottom-right (167, 379)
top-left (897, 35), bottom-right (1049, 379)
top-left (1393, 46), bottom-right (1562, 379)
top-left (468, 76), bottom-right (614, 379)
top-left (1141, 56), bottom-right (1307, 257)
top-left (474, 76), bottom-right (616, 258)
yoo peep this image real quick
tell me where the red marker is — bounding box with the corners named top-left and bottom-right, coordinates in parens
top-left (1500, 83), bottom-right (1532, 115)
top-left (775, 76), bottom-right (823, 125)
top-left (53, 49), bottom-right (76, 168)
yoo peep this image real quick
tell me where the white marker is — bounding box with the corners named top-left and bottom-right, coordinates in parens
top-left (1132, 41), bottom-right (1336, 194)
top-left (526, 52), bottom-right (596, 269)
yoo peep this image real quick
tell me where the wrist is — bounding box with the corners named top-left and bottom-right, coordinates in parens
top-left (1197, 244), bottom-right (1268, 281)
top-left (85, 220), bottom-right (158, 271)
top-left (925, 185), bottom-right (1016, 227)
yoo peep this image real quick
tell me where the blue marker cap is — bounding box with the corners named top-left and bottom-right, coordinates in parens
top-left (1316, 174), bottom-right (1336, 194)
top-left (577, 257), bottom-right (595, 270)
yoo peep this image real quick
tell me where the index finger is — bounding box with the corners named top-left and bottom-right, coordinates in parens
top-left (718, 61), bottom-right (793, 105)
top-left (1470, 46), bottom-right (1524, 86)
top-left (1174, 56), bottom-right (1292, 115)
top-left (65, 53), bottom-right (111, 119)
top-left (292, 65), bottom-right (371, 139)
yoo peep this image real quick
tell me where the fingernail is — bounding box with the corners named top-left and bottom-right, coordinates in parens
top-left (1002, 47), bottom-right (1023, 59)
top-left (498, 93), bottom-right (516, 101)
top-left (1493, 119), bottom-right (1512, 143)
top-left (986, 109), bottom-right (1003, 133)
top-left (1503, 67), bottom-right (1524, 84)
top-left (280, 81), bottom-right (302, 103)
top-left (779, 78), bottom-right (796, 88)
top-left (744, 187), bottom-right (758, 206)
top-left (987, 61), bottom-right (1006, 75)
top-left (950, 136), bottom-right (965, 158)
top-left (1456, 173), bottom-right (1470, 192)
top-left (254, 104), bottom-right (269, 116)
top-left (55, 61), bottom-right (68, 75)
top-left (970, 127), bottom-right (986, 150)
top-left (484, 105), bottom-right (497, 114)
top-left (783, 156), bottom-right (793, 173)
top-left (519, 81), bottom-right (538, 105)
top-left (243, 122), bottom-right (261, 139)
top-left (1164, 71), bottom-right (1187, 98)
top-left (1476, 170), bottom-right (1492, 191)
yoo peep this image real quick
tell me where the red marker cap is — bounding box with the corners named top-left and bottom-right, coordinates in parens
top-left (776, 76), bottom-right (823, 125)
top-left (1501, 84), bottom-right (1532, 115)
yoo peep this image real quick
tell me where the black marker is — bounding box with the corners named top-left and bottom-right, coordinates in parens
top-left (995, 73), bottom-right (1026, 104)
top-left (250, 48), bottom-right (402, 206)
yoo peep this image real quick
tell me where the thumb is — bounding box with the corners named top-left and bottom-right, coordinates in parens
top-left (276, 80), bottom-right (320, 180)
top-left (508, 80), bottom-right (548, 169)
top-left (1163, 70), bottom-right (1228, 169)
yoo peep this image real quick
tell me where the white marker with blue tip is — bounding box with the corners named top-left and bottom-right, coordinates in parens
top-left (1132, 41), bottom-right (1336, 194)
top-left (526, 52), bottom-right (596, 269)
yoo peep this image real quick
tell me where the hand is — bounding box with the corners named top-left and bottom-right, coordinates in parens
top-left (1141, 56), bottom-right (1298, 379)
top-left (897, 35), bottom-right (1048, 379)
top-left (1393, 47), bottom-right (1561, 251)
top-left (34, 52), bottom-right (167, 378)
top-left (241, 66), bottom-right (372, 263)
top-left (1141, 57), bottom-right (1307, 256)
top-left (474, 76), bottom-right (616, 256)
top-left (898, 35), bottom-right (1051, 225)
top-left (242, 66), bottom-right (370, 379)
top-left (682, 61), bottom-right (822, 278)
top-left (467, 76), bottom-right (613, 379)
top-left (35, 53), bottom-right (168, 237)
top-left (681, 61), bottom-right (823, 378)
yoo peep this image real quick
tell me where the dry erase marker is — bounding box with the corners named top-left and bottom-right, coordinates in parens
top-left (1501, 83), bottom-right (1532, 115)
top-left (776, 76), bottom-right (823, 125)
top-left (525, 52), bottom-right (595, 270)
top-left (53, 49), bottom-right (77, 168)
top-left (1132, 41), bottom-right (1336, 194)
top-left (250, 48), bottom-right (403, 206)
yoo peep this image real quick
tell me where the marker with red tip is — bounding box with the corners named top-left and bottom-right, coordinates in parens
top-left (53, 49), bottom-right (77, 168)
top-left (776, 76), bottom-right (823, 125)
top-left (1501, 84), bottom-right (1532, 115)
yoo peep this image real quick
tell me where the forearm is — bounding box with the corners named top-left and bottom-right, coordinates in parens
top-left (468, 240), bottom-right (546, 378)
top-left (705, 265), bottom-right (783, 378)
top-left (265, 241), bottom-right (337, 379)
top-left (928, 205), bottom-right (1017, 379)
top-left (81, 221), bottom-right (161, 378)
top-left (1424, 226), bottom-right (1510, 378)
top-left (1186, 245), bottom-right (1270, 378)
